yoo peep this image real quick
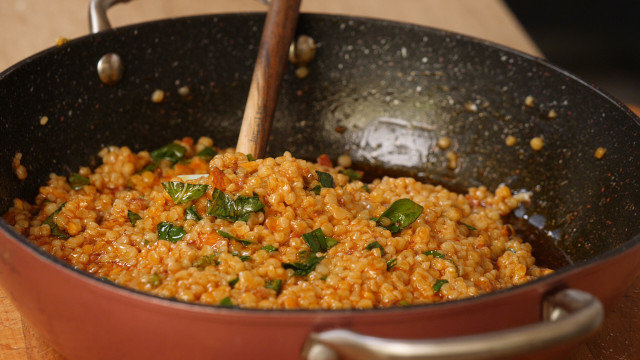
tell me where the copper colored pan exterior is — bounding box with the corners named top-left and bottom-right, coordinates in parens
top-left (0, 14), bottom-right (639, 359)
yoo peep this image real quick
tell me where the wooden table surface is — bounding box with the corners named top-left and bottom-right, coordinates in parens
top-left (0, 1), bottom-right (638, 359)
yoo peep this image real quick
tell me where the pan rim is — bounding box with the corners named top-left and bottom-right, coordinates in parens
top-left (1, 12), bottom-right (638, 316)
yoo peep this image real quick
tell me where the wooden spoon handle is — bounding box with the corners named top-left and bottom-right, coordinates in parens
top-left (236, 0), bottom-right (302, 158)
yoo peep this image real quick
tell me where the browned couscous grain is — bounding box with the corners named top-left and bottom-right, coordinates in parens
top-left (55, 37), bottom-right (69, 46)
top-left (151, 90), bottom-right (165, 103)
top-left (445, 151), bottom-right (458, 170)
top-left (40, 116), bottom-right (49, 125)
top-left (3, 137), bottom-right (551, 309)
top-left (464, 102), bottom-right (478, 113)
top-left (594, 147), bottom-right (606, 159)
top-left (524, 95), bottom-right (534, 107)
top-left (505, 135), bottom-right (517, 147)
top-left (530, 137), bottom-right (544, 151)
top-left (547, 109), bottom-right (557, 119)
top-left (437, 137), bottom-right (451, 150)
top-left (12, 152), bottom-right (27, 180)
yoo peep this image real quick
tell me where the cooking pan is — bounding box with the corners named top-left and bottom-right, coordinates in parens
top-left (0, 1), bottom-right (639, 359)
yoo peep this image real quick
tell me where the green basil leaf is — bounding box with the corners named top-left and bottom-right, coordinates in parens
top-left (261, 245), bottom-right (277, 253)
top-left (127, 210), bottom-right (142, 226)
top-left (310, 185), bottom-right (321, 195)
top-left (246, 154), bottom-right (256, 161)
top-left (228, 277), bottom-right (239, 288)
top-left (206, 188), bottom-right (264, 222)
top-left (282, 251), bottom-right (325, 276)
top-left (148, 273), bottom-right (162, 287)
top-left (162, 182), bottom-right (209, 204)
top-left (217, 230), bottom-right (252, 246)
top-left (185, 205), bottom-right (202, 221)
top-left (196, 147), bottom-right (217, 162)
top-left (339, 169), bottom-right (362, 182)
top-left (232, 252), bottom-right (251, 262)
top-left (193, 254), bottom-right (219, 270)
top-left (506, 248), bottom-right (516, 254)
top-left (386, 258), bottom-right (397, 270)
top-left (43, 203), bottom-right (70, 239)
top-left (302, 228), bottom-right (338, 253)
top-left (365, 241), bottom-right (385, 257)
top-left (433, 279), bottom-right (448, 292)
top-left (156, 221), bottom-right (186, 243)
top-left (265, 279), bottom-right (282, 294)
top-left (150, 143), bottom-right (187, 164)
top-left (316, 171), bottom-right (334, 188)
top-left (460, 222), bottom-right (477, 231)
top-left (362, 184), bottom-right (370, 192)
top-left (423, 250), bottom-right (445, 259)
top-left (69, 173), bottom-right (90, 190)
top-left (376, 199), bottom-right (423, 233)
top-left (219, 297), bottom-right (233, 307)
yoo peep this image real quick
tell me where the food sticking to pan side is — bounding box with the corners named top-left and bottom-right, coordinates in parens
top-left (3, 137), bottom-right (552, 309)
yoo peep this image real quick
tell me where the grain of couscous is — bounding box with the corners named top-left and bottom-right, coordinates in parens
top-left (3, 137), bottom-right (551, 309)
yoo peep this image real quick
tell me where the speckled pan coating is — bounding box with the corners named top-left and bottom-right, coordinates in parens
top-left (0, 13), bottom-right (638, 360)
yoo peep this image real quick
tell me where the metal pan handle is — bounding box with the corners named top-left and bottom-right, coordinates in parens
top-left (302, 289), bottom-right (603, 360)
top-left (89, 0), bottom-right (131, 34)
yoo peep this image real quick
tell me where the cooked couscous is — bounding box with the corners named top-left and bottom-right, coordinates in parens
top-left (3, 136), bottom-right (551, 309)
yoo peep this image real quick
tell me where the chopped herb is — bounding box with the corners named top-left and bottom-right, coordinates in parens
top-left (365, 241), bottom-right (386, 257)
top-left (228, 277), bottom-right (239, 288)
top-left (148, 273), bottom-right (162, 287)
top-left (423, 250), bottom-right (459, 275)
top-left (196, 147), bottom-right (217, 162)
top-left (143, 240), bottom-right (149, 245)
top-left (397, 300), bottom-right (410, 307)
top-left (206, 188), bottom-right (264, 222)
top-left (232, 252), bottom-right (251, 261)
top-left (185, 205), bottom-right (202, 221)
top-left (265, 279), bottom-right (282, 294)
top-left (69, 173), bottom-right (90, 190)
top-left (217, 230), bottom-right (252, 246)
top-left (507, 248), bottom-right (516, 254)
top-left (162, 182), bottom-right (209, 204)
top-left (219, 297), bottom-right (233, 307)
top-left (43, 203), bottom-right (70, 239)
top-left (386, 258), bottom-right (397, 270)
top-left (316, 171), bottom-right (334, 188)
top-left (460, 222), bottom-right (477, 231)
top-left (261, 245), bottom-right (277, 253)
top-left (375, 199), bottom-right (423, 233)
top-left (150, 143), bottom-right (187, 164)
top-left (282, 251), bottom-right (325, 276)
top-left (433, 279), bottom-right (448, 292)
top-left (302, 228), bottom-right (338, 253)
top-left (423, 250), bottom-right (445, 259)
top-left (320, 276), bottom-right (328, 281)
top-left (310, 185), bottom-right (322, 195)
top-left (246, 154), bottom-right (256, 161)
top-left (127, 210), bottom-right (142, 226)
top-left (362, 184), bottom-right (370, 192)
top-left (156, 222), bottom-right (186, 243)
top-left (193, 254), bottom-right (219, 270)
top-left (339, 169), bottom-right (362, 182)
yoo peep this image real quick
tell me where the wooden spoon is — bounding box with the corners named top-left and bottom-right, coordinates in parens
top-left (236, 0), bottom-right (302, 158)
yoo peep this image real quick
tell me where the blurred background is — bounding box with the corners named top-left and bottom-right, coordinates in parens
top-left (507, 0), bottom-right (640, 104)
top-left (1, 0), bottom-right (638, 105)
